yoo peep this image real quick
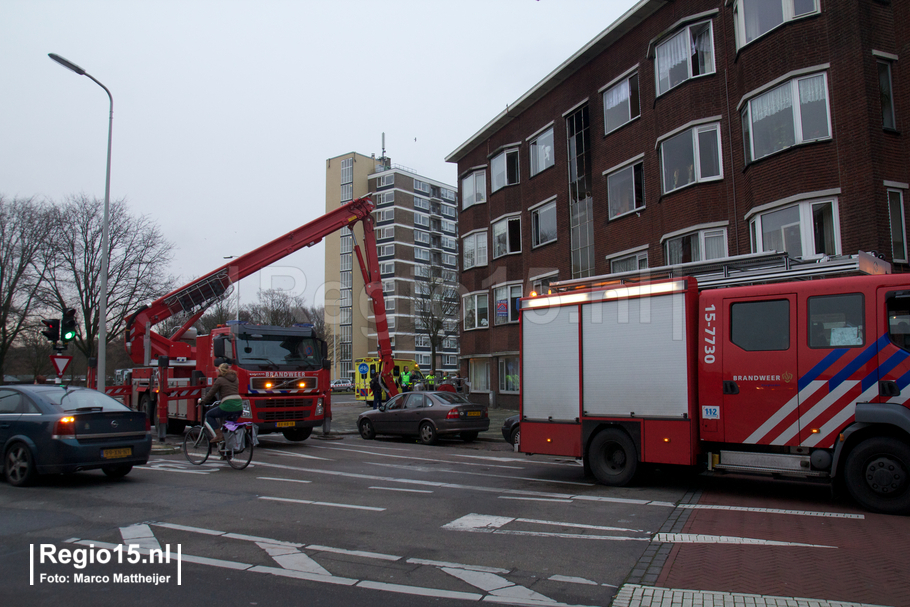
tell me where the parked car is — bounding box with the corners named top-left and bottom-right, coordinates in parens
top-left (1, 385), bottom-right (152, 487)
top-left (358, 391), bottom-right (489, 445)
top-left (502, 414), bottom-right (520, 446)
top-left (331, 379), bottom-right (353, 392)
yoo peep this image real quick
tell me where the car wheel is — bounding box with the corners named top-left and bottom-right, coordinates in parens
top-left (418, 421), bottom-right (438, 445)
top-left (461, 431), bottom-right (478, 443)
top-left (102, 465), bottom-right (133, 479)
top-left (359, 419), bottom-right (376, 440)
top-left (844, 436), bottom-right (910, 515)
top-left (5, 443), bottom-right (37, 487)
top-left (588, 428), bottom-right (638, 487)
top-left (282, 427), bottom-right (312, 442)
top-left (510, 426), bottom-right (520, 447)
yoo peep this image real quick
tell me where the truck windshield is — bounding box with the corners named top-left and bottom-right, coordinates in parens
top-left (234, 333), bottom-right (323, 370)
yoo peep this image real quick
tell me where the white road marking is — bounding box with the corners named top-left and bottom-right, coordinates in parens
top-left (308, 545), bottom-right (401, 561)
top-left (120, 524), bottom-right (161, 551)
top-left (259, 496), bottom-right (385, 511)
top-left (499, 496), bottom-right (574, 503)
top-left (297, 444), bottom-right (526, 469)
top-left (369, 486), bottom-right (434, 494)
top-left (248, 564), bottom-right (357, 585)
top-left (257, 476), bottom-right (312, 484)
top-left (262, 448), bottom-right (331, 460)
top-left (367, 461), bottom-right (593, 486)
top-left (654, 533), bottom-right (836, 548)
top-left (355, 580), bottom-right (483, 601)
top-left (548, 575), bottom-right (598, 586)
top-left (677, 503), bottom-right (865, 519)
top-left (258, 542), bottom-right (332, 575)
top-left (442, 567), bottom-right (558, 603)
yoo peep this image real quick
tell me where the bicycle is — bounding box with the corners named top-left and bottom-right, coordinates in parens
top-left (183, 403), bottom-right (255, 470)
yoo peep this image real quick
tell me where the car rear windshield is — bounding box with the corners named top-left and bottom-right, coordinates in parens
top-left (40, 389), bottom-right (131, 412)
top-left (432, 392), bottom-right (471, 405)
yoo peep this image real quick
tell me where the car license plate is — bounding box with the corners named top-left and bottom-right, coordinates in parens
top-left (101, 447), bottom-right (132, 459)
top-left (466, 411), bottom-right (481, 417)
top-left (276, 421), bottom-right (295, 428)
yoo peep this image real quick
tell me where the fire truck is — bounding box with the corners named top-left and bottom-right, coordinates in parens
top-left (518, 251), bottom-right (910, 515)
top-left (105, 196), bottom-right (399, 441)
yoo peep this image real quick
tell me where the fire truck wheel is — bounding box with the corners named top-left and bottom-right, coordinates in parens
top-left (589, 428), bottom-right (638, 487)
top-left (140, 395), bottom-right (157, 427)
top-left (359, 419), bottom-right (376, 440)
top-left (282, 427), bottom-right (312, 442)
top-left (167, 419), bottom-right (187, 435)
top-left (844, 436), bottom-right (910, 515)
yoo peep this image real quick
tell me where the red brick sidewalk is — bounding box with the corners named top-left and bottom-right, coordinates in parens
top-left (655, 479), bottom-right (909, 606)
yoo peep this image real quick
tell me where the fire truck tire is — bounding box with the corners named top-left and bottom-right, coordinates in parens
top-left (589, 428), bottom-right (638, 487)
top-left (140, 395), bottom-right (157, 427)
top-left (167, 419), bottom-right (187, 435)
top-left (282, 427), bottom-right (312, 442)
top-left (844, 436), bottom-right (910, 515)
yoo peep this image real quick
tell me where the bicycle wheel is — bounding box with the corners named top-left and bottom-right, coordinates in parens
top-left (183, 426), bottom-right (211, 465)
top-left (225, 428), bottom-right (253, 470)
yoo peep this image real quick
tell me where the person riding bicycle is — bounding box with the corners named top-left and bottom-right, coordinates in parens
top-left (200, 363), bottom-right (242, 444)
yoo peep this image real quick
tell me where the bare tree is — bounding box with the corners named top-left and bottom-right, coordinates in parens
top-left (244, 289), bottom-right (311, 327)
top-left (410, 274), bottom-right (459, 378)
top-left (42, 195), bottom-right (174, 359)
top-left (0, 196), bottom-right (56, 378)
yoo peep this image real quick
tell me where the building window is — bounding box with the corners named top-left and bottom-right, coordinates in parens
top-left (742, 73), bottom-right (831, 164)
top-left (566, 105), bottom-right (594, 278)
top-left (414, 214), bottom-right (430, 229)
top-left (378, 174), bottom-right (394, 187)
top-left (491, 148), bottom-right (519, 192)
top-left (414, 179), bottom-right (430, 194)
top-left (341, 271), bottom-right (352, 289)
top-left (889, 189), bottom-right (907, 263)
top-left (382, 280), bottom-right (394, 295)
top-left (341, 158), bottom-right (353, 184)
top-left (380, 262), bottom-right (394, 275)
top-left (463, 232), bottom-right (488, 270)
top-left (493, 284), bottom-right (522, 325)
top-left (607, 161), bottom-right (644, 219)
top-left (440, 204), bottom-right (457, 218)
top-left (603, 73), bottom-right (640, 134)
top-left (415, 247), bottom-right (431, 262)
top-left (879, 61), bottom-right (896, 131)
top-left (665, 228), bottom-right (727, 264)
top-left (529, 128), bottom-right (554, 177)
top-left (379, 244), bottom-right (395, 258)
top-left (731, 300), bottom-right (790, 351)
top-left (749, 199), bottom-right (839, 259)
top-left (532, 272), bottom-right (558, 295)
top-left (414, 230), bottom-right (430, 244)
top-left (656, 21), bottom-right (715, 96)
top-left (414, 196), bottom-right (430, 211)
top-left (492, 216), bottom-right (521, 258)
top-left (463, 292), bottom-right (489, 330)
top-left (440, 187), bottom-right (456, 202)
top-left (531, 200), bottom-right (557, 248)
top-left (462, 171), bottom-right (486, 209)
top-left (385, 298), bottom-right (395, 311)
top-left (733, 0), bottom-right (819, 49)
top-left (661, 123), bottom-right (722, 194)
top-left (442, 253), bottom-right (457, 266)
top-left (376, 208), bottom-right (394, 223)
top-left (611, 251), bottom-right (648, 273)
top-left (469, 359), bottom-right (490, 392)
top-left (340, 233), bottom-right (353, 254)
top-left (376, 191), bottom-right (394, 206)
top-left (499, 357), bottom-right (519, 393)
top-left (340, 184), bottom-right (353, 202)
top-left (340, 253), bottom-right (352, 271)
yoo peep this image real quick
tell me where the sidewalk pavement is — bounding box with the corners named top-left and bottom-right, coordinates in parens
top-left (150, 396), bottom-right (517, 454)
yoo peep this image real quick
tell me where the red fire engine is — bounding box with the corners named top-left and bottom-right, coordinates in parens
top-left (518, 251), bottom-right (910, 515)
top-left (101, 196), bottom-right (398, 441)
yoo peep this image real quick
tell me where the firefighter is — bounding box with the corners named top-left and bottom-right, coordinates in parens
top-left (400, 367), bottom-right (412, 392)
top-left (426, 372), bottom-right (435, 391)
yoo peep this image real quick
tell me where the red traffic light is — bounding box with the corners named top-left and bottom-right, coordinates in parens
top-left (41, 318), bottom-right (60, 343)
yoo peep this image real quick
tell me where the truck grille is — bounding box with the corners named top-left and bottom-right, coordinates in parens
top-left (254, 397), bottom-right (314, 422)
top-left (261, 410), bottom-right (312, 422)
top-left (255, 397), bottom-right (311, 409)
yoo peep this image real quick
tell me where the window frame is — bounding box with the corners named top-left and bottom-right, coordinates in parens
top-left (749, 198), bottom-right (841, 260)
top-left (461, 170), bottom-right (487, 209)
top-left (808, 293), bottom-right (865, 349)
top-left (499, 356), bottom-right (520, 393)
top-left (493, 283), bottom-right (523, 326)
top-left (742, 72), bottom-right (832, 164)
top-left (659, 123), bottom-right (723, 194)
top-left (606, 159), bottom-right (645, 219)
top-left (531, 199), bottom-right (557, 248)
top-left (463, 292), bottom-right (490, 331)
top-left (469, 359), bottom-right (491, 392)
top-left (879, 60), bottom-right (897, 131)
top-left (610, 251), bottom-right (649, 273)
top-left (491, 148), bottom-right (520, 192)
top-left (655, 20), bottom-right (716, 96)
top-left (529, 127), bottom-right (555, 177)
top-left (731, 299), bottom-right (791, 352)
top-left (888, 188), bottom-right (908, 264)
top-left (664, 227), bottom-right (728, 265)
top-left (492, 215), bottom-right (522, 259)
top-left (462, 231), bottom-right (488, 270)
top-left (602, 72), bottom-right (641, 135)
top-left (733, 0), bottom-right (820, 51)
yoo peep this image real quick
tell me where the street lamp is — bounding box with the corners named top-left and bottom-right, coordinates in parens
top-left (49, 53), bottom-right (113, 394)
top-left (223, 256), bottom-right (241, 322)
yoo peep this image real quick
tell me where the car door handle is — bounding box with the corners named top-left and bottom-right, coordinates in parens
top-left (723, 381), bottom-right (739, 395)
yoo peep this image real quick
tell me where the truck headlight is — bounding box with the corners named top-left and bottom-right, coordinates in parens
top-left (315, 397), bottom-right (324, 417)
top-left (242, 399), bottom-right (252, 417)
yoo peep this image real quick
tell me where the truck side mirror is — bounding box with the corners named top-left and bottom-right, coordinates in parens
top-left (213, 336), bottom-right (226, 358)
top-left (322, 359), bottom-right (331, 370)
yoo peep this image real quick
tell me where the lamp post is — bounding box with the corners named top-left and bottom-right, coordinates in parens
top-left (223, 256), bottom-right (241, 322)
top-left (49, 53), bottom-right (113, 394)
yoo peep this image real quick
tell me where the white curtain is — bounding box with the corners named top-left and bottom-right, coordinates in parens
top-left (798, 75), bottom-right (826, 104)
top-left (751, 83), bottom-right (792, 122)
top-left (657, 30), bottom-right (687, 91)
top-left (604, 80), bottom-right (629, 110)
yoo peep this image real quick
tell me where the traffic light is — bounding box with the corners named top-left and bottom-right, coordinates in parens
top-left (41, 318), bottom-right (60, 344)
top-left (61, 308), bottom-right (77, 345)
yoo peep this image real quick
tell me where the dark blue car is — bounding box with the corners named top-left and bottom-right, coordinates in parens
top-left (1, 385), bottom-right (152, 487)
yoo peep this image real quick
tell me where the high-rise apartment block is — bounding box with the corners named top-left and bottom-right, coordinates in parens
top-left (325, 152), bottom-right (460, 380)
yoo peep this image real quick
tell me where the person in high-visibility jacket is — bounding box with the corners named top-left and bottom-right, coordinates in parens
top-left (400, 367), bottom-right (412, 392)
top-left (426, 373), bottom-right (435, 390)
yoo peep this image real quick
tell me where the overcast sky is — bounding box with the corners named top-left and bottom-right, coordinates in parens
top-left (2, 0), bottom-right (638, 308)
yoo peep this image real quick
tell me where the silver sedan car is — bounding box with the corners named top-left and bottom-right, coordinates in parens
top-left (357, 391), bottom-right (489, 444)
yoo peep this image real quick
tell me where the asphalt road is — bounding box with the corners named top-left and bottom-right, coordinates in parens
top-left (2, 395), bottom-right (907, 607)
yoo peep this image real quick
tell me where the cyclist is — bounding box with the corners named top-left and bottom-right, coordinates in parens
top-left (200, 363), bottom-right (242, 443)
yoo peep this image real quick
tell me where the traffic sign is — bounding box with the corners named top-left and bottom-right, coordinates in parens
top-left (50, 355), bottom-right (73, 377)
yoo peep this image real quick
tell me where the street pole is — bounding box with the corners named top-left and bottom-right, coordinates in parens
top-left (49, 53), bottom-right (113, 394)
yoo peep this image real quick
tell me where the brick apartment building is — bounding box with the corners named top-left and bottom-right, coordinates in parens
top-left (446, 0), bottom-right (907, 409)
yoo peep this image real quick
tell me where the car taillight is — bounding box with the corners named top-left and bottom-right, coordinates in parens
top-left (53, 416), bottom-right (76, 438)
top-left (446, 409), bottom-right (460, 420)
top-left (145, 418), bottom-right (151, 432)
